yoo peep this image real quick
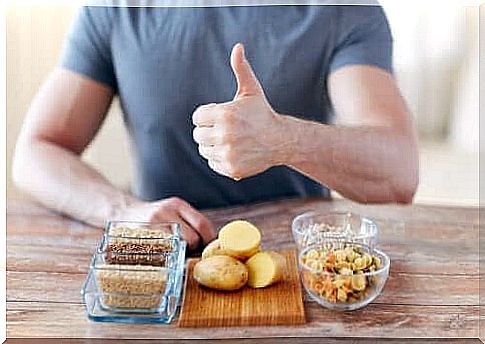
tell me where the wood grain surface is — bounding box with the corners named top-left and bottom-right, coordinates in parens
top-left (179, 250), bottom-right (305, 327)
top-left (3, 338), bottom-right (482, 344)
top-left (6, 197), bottom-right (480, 341)
top-left (3, 339), bottom-right (482, 344)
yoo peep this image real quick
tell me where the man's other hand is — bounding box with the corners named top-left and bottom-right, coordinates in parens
top-left (114, 197), bottom-right (216, 250)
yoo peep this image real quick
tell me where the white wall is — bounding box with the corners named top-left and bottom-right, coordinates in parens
top-left (449, 7), bottom-right (479, 153)
top-left (381, 2), bottom-right (479, 146)
top-left (7, 6), bottom-right (75, 199)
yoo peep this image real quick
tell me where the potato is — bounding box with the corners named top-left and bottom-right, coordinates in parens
top-left (218, 220), bottom-right (261, 259)
top-left (201, 239), bottom-right (226, 259)
top-left (245, 251), bottom-right (286, 288)
top-left (193, 255), bottom-right (248, 291)
top-left (231, 244), bottom-right (261, 261)
top-left (202, 239), bottom-right (260, 261)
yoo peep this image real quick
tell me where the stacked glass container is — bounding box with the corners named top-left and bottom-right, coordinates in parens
top-left (81, 221), bottom-right (186, 323)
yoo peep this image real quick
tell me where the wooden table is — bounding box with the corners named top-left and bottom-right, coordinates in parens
top-left (6, 197), bottom-right (481, 343)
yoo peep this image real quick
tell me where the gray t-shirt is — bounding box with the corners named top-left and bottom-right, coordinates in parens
top-left (61, 4), bottom-right (393, 209)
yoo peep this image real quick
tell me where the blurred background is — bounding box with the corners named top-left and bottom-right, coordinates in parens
top-left (6, 3), bottom-right (479, 206)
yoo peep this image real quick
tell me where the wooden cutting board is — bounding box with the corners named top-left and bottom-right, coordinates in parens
top-left (178, 250), bottom-right (306, 327)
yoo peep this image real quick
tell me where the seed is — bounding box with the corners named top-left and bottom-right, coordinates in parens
top-left (104, 226), bottom-right (175, 265)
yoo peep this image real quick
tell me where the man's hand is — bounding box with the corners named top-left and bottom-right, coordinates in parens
top-left (114, 197), bottom-right (216, 250)
top-left (192, 43), bottom-right (285, 180)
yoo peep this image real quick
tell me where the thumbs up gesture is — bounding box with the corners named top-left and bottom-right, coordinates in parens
top-left (192, 43), bottom-right (286, 180)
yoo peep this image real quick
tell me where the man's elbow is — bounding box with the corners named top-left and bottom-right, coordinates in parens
top-left (394, 181), bottom-right (418, 204)
top-left (355, 169), bottom-right (418, 205)
top-left (12, 145), bottom-right (28, 191)
top-left (11, 138), bottom-right (35, 193)
top-left (392, 169), bottom-right (419, 204)
top-left (390, 138), bottom-right (419, 204)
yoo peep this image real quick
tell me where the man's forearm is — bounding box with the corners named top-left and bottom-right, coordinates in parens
top-left (12, 139), bottom-right (142, 227)
top-left (275, 114), bottom-right (419, 203)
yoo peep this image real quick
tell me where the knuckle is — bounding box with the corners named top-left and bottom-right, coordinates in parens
top-left (192, 110), bottom-right (202, 125)
top-left (194, 217), bottom-right (208, 231)
top-left (193, 104), bottom-right (212, 124)
top-left (192, 219), bottom-right (203, 232)
top-left (148, 212), bottom-right (160, 223)
top-left (156, 201), bottom-right (170, 211)
top-left (188, 231), bottom-right (201, 249)
top-left (193, 129), bottom-right (206, 145)
top-left (167, 196), bottom-right (183, 207)
top-left (192, 128), bottom-right (200, 142)
top-left (195, 104), bottom-right (209, 113)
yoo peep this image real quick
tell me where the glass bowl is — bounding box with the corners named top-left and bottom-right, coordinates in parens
top-left (298, 241), bottom-right (390, 311)
top-left (292, 211), bottom-right (378, 251)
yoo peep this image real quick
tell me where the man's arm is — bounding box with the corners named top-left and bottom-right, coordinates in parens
top-left (12, 68), bottom-right (130, 224)
top-left (280, 65), bottom-right (419, 203)
top-left (13, 68), bottom-right (214, 249)
top-left (193, 43), bottom-right (418, 203)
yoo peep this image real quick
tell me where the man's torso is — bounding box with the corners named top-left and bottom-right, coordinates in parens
top-left (73, 5), bottom-right (386, 208)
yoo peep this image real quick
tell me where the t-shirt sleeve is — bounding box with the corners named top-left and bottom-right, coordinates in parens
top-left (59, 6), bottom-right (117, 91)
top-left (329, 6), bottom-right (393, 75)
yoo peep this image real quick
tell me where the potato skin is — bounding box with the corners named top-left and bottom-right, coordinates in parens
top-left (264, 251), bottom-right (286, 285)
top-left (201, 239), bottom-right (226, 260)
top-left (193, 256), bottom-right (248, 291)
top-left (202, 239), bottom-right (260, 261)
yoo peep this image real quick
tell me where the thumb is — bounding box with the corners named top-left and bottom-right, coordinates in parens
top-left (230, 43), bottom-right (263, 99)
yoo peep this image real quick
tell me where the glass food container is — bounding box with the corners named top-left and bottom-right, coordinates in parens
top-left (98, 221), bottom-right (180, 266)
top-left (298, 241), bottom-right (390, 311)
top-left (81, 221), bottom-right (186, 324)
top-left (292, 211), bottom-right (378, 251)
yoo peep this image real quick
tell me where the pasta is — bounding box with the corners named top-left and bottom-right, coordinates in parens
top-left (301, 245), bottom-right (383, 304)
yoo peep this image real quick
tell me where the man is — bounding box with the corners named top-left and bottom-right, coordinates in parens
top-left (12, 3), bottom-right (419, 250)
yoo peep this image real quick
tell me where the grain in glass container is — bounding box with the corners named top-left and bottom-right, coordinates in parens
top-left (99, 221), bottom-right (180, 266)
top-left (82, 240), bottom-right (186, 321)
top-left (95, 264), bottom-right (168, 309)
